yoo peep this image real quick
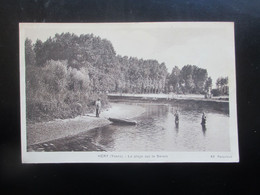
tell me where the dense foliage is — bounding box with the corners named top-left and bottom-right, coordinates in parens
top-left (167, 65), bottom-right (211, 94)
top-left (211, 77), bottom-right (229, 96)
top-left (25, 33), bottom-right (217, 122)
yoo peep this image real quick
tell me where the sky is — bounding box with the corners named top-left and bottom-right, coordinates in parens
top-left (21, 22), bottom-right (236, 85)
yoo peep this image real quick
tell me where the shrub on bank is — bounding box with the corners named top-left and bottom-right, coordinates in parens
top-left (26, 59), bottom-right (109, 123)
top-left (211, 89), bottom-right (221, 97)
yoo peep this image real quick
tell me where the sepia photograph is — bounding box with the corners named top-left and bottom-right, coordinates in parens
top-left (20, 22), bottom-right (239, 163)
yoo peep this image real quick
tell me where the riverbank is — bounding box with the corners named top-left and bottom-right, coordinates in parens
top-left (27, 103), bottom-right (145, 146)
top-left (108, 93), bottom-right (229, 102)
top-left (28, 99), bottom-right (230, 152)
top-left (109, 93), bottom-right (229, 114)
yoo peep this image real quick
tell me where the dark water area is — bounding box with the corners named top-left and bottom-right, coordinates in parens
top-left (29, 100), bottom-right (230, 152)
top-left (109, 96), bottom-right (229, 114)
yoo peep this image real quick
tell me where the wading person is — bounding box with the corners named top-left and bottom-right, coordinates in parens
top-left (201, 112), bottom-right (206, 125)
top-left (95, 98), bottom-right (101, 117)
top-left (174, 110), bottom-right (179, 126)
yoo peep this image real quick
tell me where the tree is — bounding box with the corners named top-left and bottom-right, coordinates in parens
top-left (67, 67), bottom-right (90, 91)
top-left (204, 77), bottom-right (212, 93)
top-left (168, 66), bottom-right (180, 93)
top-left (216, 77), bottom-right (229, 95)
top-left (25, 38), bottom-right (36, 67)
top-left (180, 65), bottom-right (195, 93)
top-left (179, 65), bottom-right (208, 94)
top-left (34, 39), bottom-right (45, 66)
top-left (27, 31), bottom-right (215, 122)
top-left (193, 68), bottom-right (208, 93)
top-left (42, 60), bottom-right (68, 94)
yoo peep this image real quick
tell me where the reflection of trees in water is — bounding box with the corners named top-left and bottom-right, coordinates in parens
top-left (169, 100), bottom-right (229, 116)
top-left (132, 105), bottom-right (170, 147)
top-left (175, 123), bottom-right (179, 134)
top-left (145, 104), bottom-right (168, 117)
top-left (112, 99), bottom-right (229, 116)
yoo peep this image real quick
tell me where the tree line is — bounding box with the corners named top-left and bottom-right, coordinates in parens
top-left (211, 77), bottom-right (229, 96)
top-left (25, 33), bottom-right (227, 122)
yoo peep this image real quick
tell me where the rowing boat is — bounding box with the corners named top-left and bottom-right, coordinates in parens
top-left (108, 118), bottom-right (137, 125)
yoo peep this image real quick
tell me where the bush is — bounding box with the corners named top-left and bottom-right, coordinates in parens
top-left (26, 59), bottom-right (110, 122)
top-left (211, 89), bottom-right (221, 97)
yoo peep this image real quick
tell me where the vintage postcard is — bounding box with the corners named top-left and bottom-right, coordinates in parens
top-left (20, 22), bottom-right (239, 163)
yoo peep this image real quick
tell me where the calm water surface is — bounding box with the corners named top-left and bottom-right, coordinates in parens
top-left (32, 101), bottom-right (230, 152)
top-left (87, 102), bottom-right (230, 152)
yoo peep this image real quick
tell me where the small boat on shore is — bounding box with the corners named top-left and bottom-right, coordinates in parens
top-left (108, 118), bottom-right (137, 125)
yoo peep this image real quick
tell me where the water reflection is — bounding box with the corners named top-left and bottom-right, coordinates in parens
top-left (32, 101), bottom-right (230, 152)
top-left (175, 122), bottom-right (179, 129)
top-left (201, 124), bottom-right (207, 136)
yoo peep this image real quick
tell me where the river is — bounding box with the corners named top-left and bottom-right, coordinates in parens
top-left (29, 100), bottom-right (230, 152)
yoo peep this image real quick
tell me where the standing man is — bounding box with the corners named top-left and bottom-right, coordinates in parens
top-left (174, 110), bottom-right (179, 125)
top-left (95, 98), bottom-right (101, 117)
top-left (201, 112), bottom-right (206, 125)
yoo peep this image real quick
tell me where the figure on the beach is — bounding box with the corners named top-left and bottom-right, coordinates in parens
top-left (201, 112), bottom-right (206, 125)
top-left (95, 98), bottom-right (101, 117)
top-left (174, 110), bottom-right (179, 126)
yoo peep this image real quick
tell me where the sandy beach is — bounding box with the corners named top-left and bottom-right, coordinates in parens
top-left (27, 103), bottom-right (145, 146)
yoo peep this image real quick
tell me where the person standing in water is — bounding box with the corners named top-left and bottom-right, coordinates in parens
top-left (95, 98), bottom-right (101, 117)
top-left (174, 110), bottom-right (179, 125)
top-left (201, 112), bottom-right (206, 125)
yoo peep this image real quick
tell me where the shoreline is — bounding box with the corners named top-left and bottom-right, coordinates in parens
top-left (26, 94), bottom-right (228, 147)
top-left (108, 93), bottom-right (229, 115)
top-left (27, 103), bottom-right (145, 146)
top-left (108, 93), bottom-right (229, 103)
